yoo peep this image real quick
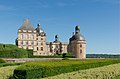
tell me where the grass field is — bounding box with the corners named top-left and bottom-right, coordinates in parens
top-left (43, 63), bottom-right (120, 79)
top-left (0, 66), bottom-right (18, 79)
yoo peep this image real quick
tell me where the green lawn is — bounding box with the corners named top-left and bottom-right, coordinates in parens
top-left (0, 66), bottom-right (18, 79)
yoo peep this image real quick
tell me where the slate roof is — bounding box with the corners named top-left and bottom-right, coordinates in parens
top-left (19, 19), bottom-right (34, 31)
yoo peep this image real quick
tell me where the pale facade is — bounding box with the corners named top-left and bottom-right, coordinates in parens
top-left (16, 19), bottom-right (86, 58)
top-left (16, 19), bottom-right (68, 56)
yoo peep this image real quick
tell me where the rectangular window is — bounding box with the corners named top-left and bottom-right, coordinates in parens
top-left (41, 38), bottom-right (43, 40)
top-left (80, 50), bottom-right (82, 53)
top-left (41, 47), bottom-right (43, 51)
top-left (26, 41), bottom-right (28, 45)
top-left (32, 41), bottom-right (34, 45)
top-left (41, 43), bottom-right (43, 45)
top-left (21, 41), bottom-right (23, 45)
top-left (80, 44), bottom-right (82, 48)
top-left (37, 42), bottom-right (38, 45)
top-left (37, 47), bottom-right (39, 50)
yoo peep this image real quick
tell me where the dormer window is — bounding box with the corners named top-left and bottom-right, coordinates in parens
top-left (18, 30), bottom-right (21, 32)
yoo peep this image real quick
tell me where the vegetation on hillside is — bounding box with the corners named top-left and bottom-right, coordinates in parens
top-left (0, 44), bottom-right (28, 58)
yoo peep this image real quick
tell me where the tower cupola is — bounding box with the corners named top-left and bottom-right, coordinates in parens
top-left (75, 25), bottom-right (80, 33)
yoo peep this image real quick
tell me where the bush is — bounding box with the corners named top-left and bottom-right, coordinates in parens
top-left (0, 58), bottom-right (5, 63)
top-left (13, 58), bottom-right (120, 79)
top-left (62, 53), bottom-right (66, 58)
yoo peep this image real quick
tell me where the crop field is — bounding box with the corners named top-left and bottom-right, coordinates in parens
top-left (43, 63), bottom-right (120, 79)
top-left (0, 66), bottom-right (18, 79)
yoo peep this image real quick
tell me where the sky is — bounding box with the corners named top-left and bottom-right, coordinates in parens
top-left (0, 0), bottom-right (119, 54)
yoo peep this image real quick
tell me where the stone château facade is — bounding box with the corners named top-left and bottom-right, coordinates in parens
top-left (16, 19), bottom-right (86, 58)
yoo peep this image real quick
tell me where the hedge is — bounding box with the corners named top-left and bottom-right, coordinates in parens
top-left (13, 58), bottom-right (120, 79)
top-left (0, 58), bottom-right (5, 63)
top-left (43, 63), bottom-right (120, 79)
top-left (0, 62), bottom-right (24, 68)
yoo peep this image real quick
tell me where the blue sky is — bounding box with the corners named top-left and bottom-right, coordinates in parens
top-left (0, 0), bottom-right (119, 54)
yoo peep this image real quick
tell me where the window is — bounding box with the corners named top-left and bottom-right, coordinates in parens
top-left (31, 35), bottom-right (34, 39)
top-left (21, 41), bottom-right (23, 44)
top-left (37, 42), bottom-right (38, 45)
top-left (32, 41), bottom-right (34, 45)
top-left (21, 34), bottom-right (23, 39)
top-left (41, 43), bottom-right (43, 45)
top-left (41, 38), bottom-right (43, 40)
top-left (26, 41), bottom-right (28, 45)
top-left (41, 47), bottom-right (43, 51)
top-left (80, 50), bottom-right (82, 53)
top-left (37, 47), bottom-right (39, 50)
top-left (80, 44), bottom-right (82, 48)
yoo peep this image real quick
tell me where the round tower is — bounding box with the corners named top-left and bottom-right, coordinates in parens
top-left (69, 25), bottom-right (86, 58)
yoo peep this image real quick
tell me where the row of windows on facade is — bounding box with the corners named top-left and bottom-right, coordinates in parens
top-left (37, 47), bottom-right (43, 51)
top-left (20, 41), bottom-right (43, 45)
top-left (20, 34), bottom-right (44, 40)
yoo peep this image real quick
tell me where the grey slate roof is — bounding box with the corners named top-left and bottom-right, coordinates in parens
top-left (19, 19), bottom-right (34, 31)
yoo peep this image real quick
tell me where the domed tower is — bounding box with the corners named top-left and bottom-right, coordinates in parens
top-left (54, 35), bottom-right (60, 42)
top-left (69, 25), bottom-right (86, 58)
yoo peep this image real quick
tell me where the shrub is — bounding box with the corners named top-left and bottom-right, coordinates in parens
top-left (13, 58), bottom-right (120, 79)
top-left (0, 59), bottom-right (5, 63)
top-left (62, 53), bottom-right (66, 58)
